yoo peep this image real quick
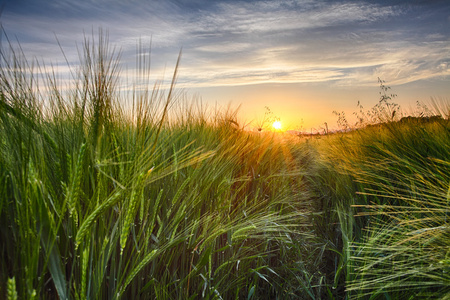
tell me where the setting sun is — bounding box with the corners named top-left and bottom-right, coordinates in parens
top-left (272, 121), bottom-right (282, 130)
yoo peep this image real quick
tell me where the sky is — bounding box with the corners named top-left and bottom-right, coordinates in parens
top-left (1, 0), bottom-right (449, 131)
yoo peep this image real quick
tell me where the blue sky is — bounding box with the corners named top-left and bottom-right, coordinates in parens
top-left (1, 0), bottom-right (449, 129)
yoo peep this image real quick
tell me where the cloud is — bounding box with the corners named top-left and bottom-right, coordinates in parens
top-left (1, 0), bottom-right (449, 91)
top-left (175, 1), bottom-right (449, 87)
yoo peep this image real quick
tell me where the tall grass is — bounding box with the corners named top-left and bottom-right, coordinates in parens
top-left (0, 30), bottom-right (321, 299)
top-left (346, 119), bottom-right (449, 299)
top-left (315, 102), bottom-right (450, 299)
top-left (1, 28), bottom-right (449, 299)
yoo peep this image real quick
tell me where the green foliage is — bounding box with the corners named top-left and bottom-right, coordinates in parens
top-left (345, 120), bottom-right (449, 299)
top-left (322, 97), bottom-right (449, 298)
top-left (1, 29), bottom-right (448, 299)
top-left (0, 31), bottom-right (316, 299)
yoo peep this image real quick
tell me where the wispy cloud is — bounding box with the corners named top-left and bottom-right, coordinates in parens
top-left (172, 1), bottom-right (448, 87)
top-left (1, 0), bottom-right (449, 90)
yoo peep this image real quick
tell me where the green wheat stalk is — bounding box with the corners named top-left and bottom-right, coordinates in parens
top-left (7, 277), bottom-right (18, 300)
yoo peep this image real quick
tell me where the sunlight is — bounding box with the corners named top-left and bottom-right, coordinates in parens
top-left (272, 121), bottom-right (282, 130)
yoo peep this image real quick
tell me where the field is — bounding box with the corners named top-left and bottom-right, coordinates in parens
top-left (1, 35), bottom-right (449, 299)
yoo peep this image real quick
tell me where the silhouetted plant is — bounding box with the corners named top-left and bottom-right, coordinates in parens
top-left (255, 106), bottom-right (280, 132)
top-left (332, 110), bottom-right (349, 130)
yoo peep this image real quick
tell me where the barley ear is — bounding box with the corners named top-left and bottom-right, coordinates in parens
top-left (119, 249), bottom-right (158, 297)
top-left (80, 247), bottom-right (89, 299)
top-left (67, 143), bottom-right (86, 225)
top-left (75, 191), bottom-right (122, 249)
top-left (120, 173), bottom-right (144, 253)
